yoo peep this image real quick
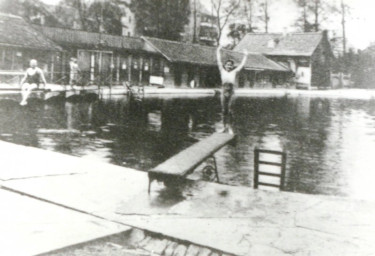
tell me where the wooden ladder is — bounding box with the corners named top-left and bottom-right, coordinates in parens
top-left (254, 148), bottom-right (287, 191)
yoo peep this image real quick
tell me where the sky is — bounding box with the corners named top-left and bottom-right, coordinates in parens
top-left (40, 0), bottom-right (375, 50)
top-left (220, 0), bottom-right (375, 50)
top-left (263, 0), bottom-right (375, 50)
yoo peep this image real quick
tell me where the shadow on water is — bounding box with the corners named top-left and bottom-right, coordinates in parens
top-left (1, 94), bottom-right (375, 200)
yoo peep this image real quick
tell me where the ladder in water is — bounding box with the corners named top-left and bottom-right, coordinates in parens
top-left (254, 148), bottom-right (287, 191)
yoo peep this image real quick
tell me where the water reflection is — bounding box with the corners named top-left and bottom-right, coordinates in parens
top-left (1, 95), bottom-right (375, 200)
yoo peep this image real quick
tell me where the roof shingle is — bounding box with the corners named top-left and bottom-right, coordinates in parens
top-left (144, 37), bottom-right (289, 72)
top-left (234, 32), bottom-right (324, 56)
top-left (35, 25), bottom-right (157, 53)
top-left (0, 13), bottom-right (62, 51)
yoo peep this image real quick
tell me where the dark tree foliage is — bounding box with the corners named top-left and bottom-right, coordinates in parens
top-left (331, 45), bottom-right (375, 88)
top-left (227, 23), bottom-right (249, 48)
top-left (86, 0), bottom-right (122, 35)
top-left (294, 0), bottom-right (335, 32)
top-left (56, 0), bottom-right (122, 35)
top-left (353, 46), bottom-right (375, 88)
top-left (227, 0), bottom-right (259, 48)
top-left (129, 0), bottom-right (190, 41)
top-left (56, 0), bottom-right (90, 30)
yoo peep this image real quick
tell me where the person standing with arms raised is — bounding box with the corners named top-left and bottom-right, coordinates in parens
top-left (216, 45), bottom-right (248, 134)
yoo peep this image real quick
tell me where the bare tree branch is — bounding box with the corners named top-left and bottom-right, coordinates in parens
top-left (211, 0), bottom-right (241, 44)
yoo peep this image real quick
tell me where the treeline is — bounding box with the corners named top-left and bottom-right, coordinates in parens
top-left (0, 0), bottom-right (190, 41)
top-left (226, 0), bottom-right (348, 50)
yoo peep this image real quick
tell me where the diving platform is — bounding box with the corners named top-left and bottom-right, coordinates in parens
top-left (148, 133), bottom-right (236, 193)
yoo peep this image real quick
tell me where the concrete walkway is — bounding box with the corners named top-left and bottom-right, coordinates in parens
top-left (0, 189), bottom-right (130, 256)
top-left (1, 140), bottom-right (375, 255)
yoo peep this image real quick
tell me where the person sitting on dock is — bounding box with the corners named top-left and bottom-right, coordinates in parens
top-left (19, 59), bottom-right (47, 106)
top-left (216, 45), bottom-right (248, 134)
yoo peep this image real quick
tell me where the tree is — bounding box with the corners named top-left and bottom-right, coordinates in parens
top-left (211, 0), bottom-right (241, 44)
top-left (294, 0), bottom-right (336, 32)
top-left (227, 0), bottom-right (259, 40)
top-left (241, 0), bottom-right (259, 33)
top-left (335, 0), bottom-right (352, 56)
top-left (129, 0), bottom-right (190, 41)
top-left (55, 0), bottom-right (122, 34)
top-left (227, 23), bottom-right (247, 47)
top-left (56, 0), bottom-right (90, 31)
top-left (192, 0), bottom-right (198, 43)
top-left (294, 0), bottom-right (314, 32)
top-left (86, 0), bottom-right (122, 35)
top-left (340, 0), bottom-right (346, 56)
top-left (259, 0), bottom-right (270, 33)
top-left (227, 0), bottom-right (264, 47)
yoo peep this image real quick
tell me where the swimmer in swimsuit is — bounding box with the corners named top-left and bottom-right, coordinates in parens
top-left (216, 45), bottom-right (248, 133)
top-left (20, 59), bottom-right (47, 106)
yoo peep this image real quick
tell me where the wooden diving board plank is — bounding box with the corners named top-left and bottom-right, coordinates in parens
top-left (149, 133), bottom-right (235, 177)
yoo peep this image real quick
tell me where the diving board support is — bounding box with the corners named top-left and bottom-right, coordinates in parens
top-left (201, 156), bottom-right (219, 182)
top-left (148, 133), bottom-right (236, 193)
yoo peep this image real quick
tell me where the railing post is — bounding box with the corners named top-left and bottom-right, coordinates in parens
top-left (212, 155), bottom-right (219, 183)
top-left (254, 148), bottom-right (259, 189)
top-left (280, 151), bottom-right (287, 190)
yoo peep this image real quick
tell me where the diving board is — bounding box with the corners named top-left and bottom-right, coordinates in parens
top-left (148, 133), bottom-right (236, 193)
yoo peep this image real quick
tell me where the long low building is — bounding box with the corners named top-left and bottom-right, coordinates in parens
top-left (0, 13), bottom-right (62, 84)
top-left (0, 12), bottom-right (290, 88)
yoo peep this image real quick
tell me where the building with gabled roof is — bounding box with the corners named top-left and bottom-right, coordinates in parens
top-left (235, 31), bottom-right (334, 89)
top-left (144, 37), bottom-right (287, 71)
top-left (0, 13), bottom-right (61, 51)
top-left (0, 12), bottom-right (62, 83)
top-left (144, 37), bottom-right (290, 87)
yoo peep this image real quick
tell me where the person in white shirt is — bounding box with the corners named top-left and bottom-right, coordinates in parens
top-left (19, 59), bottom-right (47, 106)
top-left (69, 57), bottom-right (80, 89)
top-left (216, 45), bottom-right (248, 133)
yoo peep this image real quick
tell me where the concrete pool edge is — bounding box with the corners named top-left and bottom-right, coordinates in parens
top-left (2, 85), bottom-right (375, 99)
top-left (1, 140), bottom-right (375, 255)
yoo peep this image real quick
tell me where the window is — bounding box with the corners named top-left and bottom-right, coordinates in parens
top-left (0, 50), bottom-right (13, 70)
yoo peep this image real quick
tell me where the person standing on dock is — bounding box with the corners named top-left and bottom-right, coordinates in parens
top-left (69, 57), bottom-right (80, 89)
top-left (216, 45), bottom-right (248, 134)
top-left (19, 59), bottom-right (47, 106)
